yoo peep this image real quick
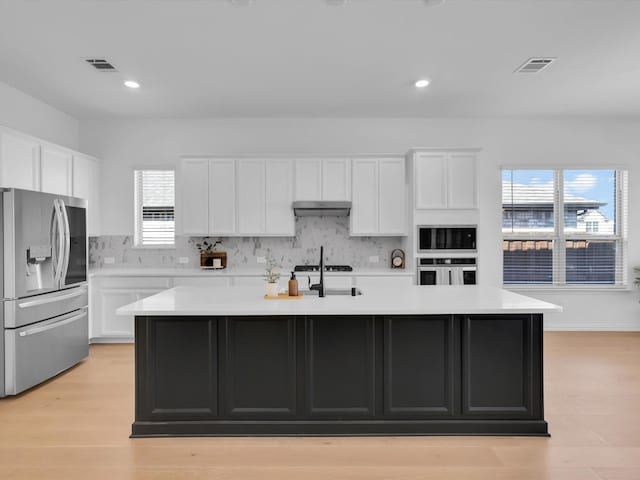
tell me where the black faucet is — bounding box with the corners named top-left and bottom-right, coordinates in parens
top-left (308, 245), bottom-right (325, 297)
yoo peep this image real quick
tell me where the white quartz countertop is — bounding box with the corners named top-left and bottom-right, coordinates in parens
top-left (90, 267), bottom-right (415, 277)
top-left (117, 285), bottom-right (562, 317)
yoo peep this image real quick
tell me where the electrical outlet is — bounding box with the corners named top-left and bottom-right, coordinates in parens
top-left (369, 255), bottom-right (379, 263)
top-left (103, 257), bottom-right (115, 265)
top-left (257, 256), bottom-right (266, 264)
top-left (178, 257), bottom-right (189, 264)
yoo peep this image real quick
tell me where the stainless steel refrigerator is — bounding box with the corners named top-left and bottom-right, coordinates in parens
top-left (1, 189), bottom-right (88, 397)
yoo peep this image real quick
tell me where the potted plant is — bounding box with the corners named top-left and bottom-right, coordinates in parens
top-left (196, 238), bottom-right (226, 269)
top-left (264, 256), bottom-right (281, 297)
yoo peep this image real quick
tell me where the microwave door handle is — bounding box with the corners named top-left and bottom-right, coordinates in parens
top-left (59, 199), bottom-right (71, 284)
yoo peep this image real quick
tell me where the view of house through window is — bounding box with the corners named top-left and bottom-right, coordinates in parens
top-left (134, 169), bottom-right (175, 247)
top-left (502, 169), bottom-right (627, 286)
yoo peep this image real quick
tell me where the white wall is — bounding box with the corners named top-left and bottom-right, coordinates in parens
top-left (80, 117), bottom-right (640, 330)
top-left (0, 80), bottom-right (79, 149)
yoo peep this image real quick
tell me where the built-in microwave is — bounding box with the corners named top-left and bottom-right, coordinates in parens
top-left (418, 225), bottom-right (477, 253)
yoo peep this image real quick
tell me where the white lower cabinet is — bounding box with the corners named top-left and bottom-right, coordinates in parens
top-left (173, 277), bottom-right (231, 288)
top-left (354, 275), bottom-right (415, 288)
top-left (89, 272), bottom-right (415, 342)
top-left (90, 277), bottom-right (171, 342)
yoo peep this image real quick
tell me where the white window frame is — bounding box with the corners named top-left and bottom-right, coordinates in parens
top-left (502, 168), bottom-right (628, 290)
top-left (134, 168), bottom-right (176, 249)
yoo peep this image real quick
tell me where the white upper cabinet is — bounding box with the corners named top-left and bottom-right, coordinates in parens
top-left (414, 150), bottom-right (478, 210)
top-left (294, 158), bottom-right (351, 201)
top-left (0, 130), bottom-right (40, 190)
top-left (208, 159), bottom-right (237, 235)
top-left (72, 154), bottom-right (101, 236)
top-left (350, 157), bottom-right (406, 236)
top-left (178, 158), bottom-right (209, 235)
top-left (294, 159), bottom-right (322, 201)
top-left (351, 159), bottom-right (379, 234)
top-left (178, 157), bottom-right (295, 237)
top-left (266, 159), bottom-right (295, 236)
top-left (41, 145), bottom-right (72, 196)
top-left (237, 159), bottom-right (266, 235)
top-left (378, 158), bottom-right (407, 235)
top-left (414, 151), bottom-right (447, 209)
top-left (322, 158), bottom-right (351, 201)
top-left (447, 152), bottom-right (478, 209)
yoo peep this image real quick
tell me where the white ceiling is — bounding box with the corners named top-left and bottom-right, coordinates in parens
top-left (1, 0), bottom-right (639, 119)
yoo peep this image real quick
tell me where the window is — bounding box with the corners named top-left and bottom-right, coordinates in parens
top-left (134, 169), bottom-right (175, 247)
top-left (502, 169), bottom-right (627, 287)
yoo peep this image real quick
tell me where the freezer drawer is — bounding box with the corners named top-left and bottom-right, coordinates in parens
top-left (4, 285), bottom-right (88, 329)
top-left (4, 307), bottom-right (88, 395)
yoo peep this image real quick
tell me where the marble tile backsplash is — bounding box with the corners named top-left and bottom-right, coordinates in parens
top-left (89, 216), bottom-right (404, 270)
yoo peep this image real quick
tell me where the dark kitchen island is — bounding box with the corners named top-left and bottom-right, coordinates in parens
top-left (118, 285), bottom-right (560, 437)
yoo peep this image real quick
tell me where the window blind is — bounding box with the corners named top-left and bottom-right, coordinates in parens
top-left (134, 170), bottom-right (175, 246)
top-left (502, 169), bottom-right (627, 287)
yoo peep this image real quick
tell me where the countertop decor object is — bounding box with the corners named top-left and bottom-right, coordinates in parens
top-left (119, 285), bottom-right (561, 438)
top-left (263, 256), bottom-right (281, 297)
top-left (196, 238), bottom-right (226, 269)
top-left (391, 249), bottom-right (405, 269)
top-left (264, 293), bottom-right (304, 300)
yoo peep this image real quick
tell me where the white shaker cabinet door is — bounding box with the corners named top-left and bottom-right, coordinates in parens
top-left (72, 154), bottom-right (101, 236)
top-left (0, 131), bottom-right (40, 190)
top-left (447, 152), bottom-right (478, 209)
top-left (378, 157), bottom-right (406, 235)
top-left (294, 158), bottom-right (322, 200)
top-left (237, 158), bottom-right (266, 235)
top-left (350, 158), bottom-right (379, 235)
top-left (322, 158), bottom-right (351, 201)
top-left (414, 152), bottom-right (447, 209)
top-left (209, 159), bottom-right (237, 234)
top-left (179, 158), bottom-right (210, 235)
top-left (266, 158), bottom-right (295, 235)
top-left (41, 145), bottom-right (72, 196)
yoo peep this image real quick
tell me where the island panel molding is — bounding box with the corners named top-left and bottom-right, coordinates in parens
top-left (136, 317), bottom-right (218, 422)
top-left (222, 317), bottom-right (297, 418)
top-left (131, 312), bottom-right (548, 437)
top-left (305, 316), bottom-right (376, 418)
top-left (383, 315), bottom-right (459, 417)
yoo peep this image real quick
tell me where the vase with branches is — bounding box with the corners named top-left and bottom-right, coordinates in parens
top-left (264, 256), bottom-right (281, 297)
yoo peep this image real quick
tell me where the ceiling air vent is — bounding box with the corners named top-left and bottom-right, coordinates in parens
top-left (515, 57), bottom-right (556, 74)
top-left (84, 58), bottom-right (118, 72)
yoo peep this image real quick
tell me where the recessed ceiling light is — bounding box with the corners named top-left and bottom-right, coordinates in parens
top-left (124, 80), bottom-right (140, 89)
top-left (229, 0), bottom-right (254, 5)
top-left (415, 79), bottom-right (430, 88)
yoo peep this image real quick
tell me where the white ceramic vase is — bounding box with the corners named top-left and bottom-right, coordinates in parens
top-left (265, 282), bottom-right (279, 297)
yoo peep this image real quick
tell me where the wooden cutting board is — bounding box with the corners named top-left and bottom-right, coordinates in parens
top-left (264, 293), bottom-right (305, 300)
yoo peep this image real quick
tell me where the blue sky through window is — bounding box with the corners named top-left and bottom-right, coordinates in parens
top-left (502, 169), bottom-right (615, 220)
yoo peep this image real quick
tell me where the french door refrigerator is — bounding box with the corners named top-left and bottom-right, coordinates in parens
top-left (1, 189), bottom-right (88, 397)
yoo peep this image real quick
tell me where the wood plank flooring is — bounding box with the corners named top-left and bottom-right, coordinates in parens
top-left (1, 332), bottom-right (639, 479)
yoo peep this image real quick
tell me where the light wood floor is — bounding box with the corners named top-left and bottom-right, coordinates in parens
top-left (1, 332), bottom-right (640, 480)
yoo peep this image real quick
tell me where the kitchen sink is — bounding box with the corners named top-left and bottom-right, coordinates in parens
top-left (302, 288), bottom-right (363, 296)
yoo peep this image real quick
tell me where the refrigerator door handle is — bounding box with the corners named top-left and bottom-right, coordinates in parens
top-left (50, 199), bottom-right (65, 285)
top-left (17, 287), bottom-right (87, 309)
top-left (59, 199), bottom-right (71, 284)
top-left (18, 308), bottom-right (88, 337)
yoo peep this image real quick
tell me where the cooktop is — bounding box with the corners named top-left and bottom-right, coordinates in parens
top-left (294, 265), bottom-right (353, 272)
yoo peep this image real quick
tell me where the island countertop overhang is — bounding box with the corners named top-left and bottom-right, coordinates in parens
top-left (117, 285), bottom-right (562, 317)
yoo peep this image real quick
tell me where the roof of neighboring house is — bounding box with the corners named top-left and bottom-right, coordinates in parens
top-left (502, 182), bottom-right (606, 208)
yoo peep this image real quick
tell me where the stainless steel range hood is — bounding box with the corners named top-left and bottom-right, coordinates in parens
top-left (292, 201), bottom-right (351, 217)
